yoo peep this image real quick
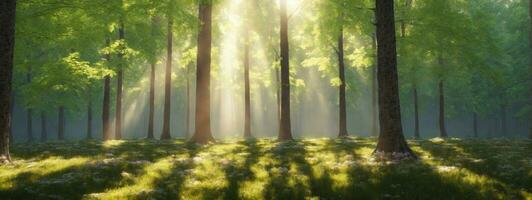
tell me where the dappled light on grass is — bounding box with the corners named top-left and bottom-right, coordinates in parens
top-left (0, 138), bottom-right (530, 199)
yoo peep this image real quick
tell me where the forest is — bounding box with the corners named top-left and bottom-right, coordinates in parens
top-left (0, 0), bottom-right (531, 199)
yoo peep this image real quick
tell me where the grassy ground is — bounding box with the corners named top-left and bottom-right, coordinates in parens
top-left (0, 137), bottom-right (530, 200)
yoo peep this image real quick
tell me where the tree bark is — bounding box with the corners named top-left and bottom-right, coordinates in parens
top-left (438, 79), bottom-right (448, 138)
top-left (0, 0), bottom-right (16, 162)
top-left (161, 18), bottom-right (173, 140)
top-left (87, 98), bottom-right (93, 139)
top-left (501, 103), bottom-right (507, 136)
top-left (473, 112), bottom-right (478, 138)
top-left (373, 0), bottom-right (415, 159)
top-left (243, 30), bottom-right (252, 138)
top-left (338, 26), bottom-right (348, 138)
top-left (191, 1), bottom-right (215, 144)
top-left (102, 38), bottom-right (111, 141)
top-left (147, 62), bottom-right (155, 139)
top-left (115, 21), bottom-right (125, 140)
top-left (413, 84), bottom-right (420, 139)
top-left (40, 111), bottom-right (47, 142)
top-left (58, 106), bottom-right (65, 140)
top-left (26, 70), bottom-right (33, 142)
top-left (371, 33), bottom-right (378, 137)
top-left (185, 64), bottom-right (190, 138)
top-left (529, 0), bottom-right (532, 139)
top-left (278, 0), bottom-right (293, 141)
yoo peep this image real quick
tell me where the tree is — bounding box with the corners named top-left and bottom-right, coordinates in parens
top-left (161, 17), bottom-right (173, 140)
top-left (529, 0), bottom-right (532, 139)
top-left (115, 21), bottom-right (125, 140)
top-left (26, 68), bottom-right (33, 142)
top-left (278, 0), bottom-right (293, 141)
top-left (243, 29), bottom-right (252, 138)
top-left (373, 0), bottom-right (415, 159)
top-left (191, 0), bottom-right (215, 144)
top-left (102, 38), bottom-right (111, 141)
top-left (0, 0), bottom-right (16, 163)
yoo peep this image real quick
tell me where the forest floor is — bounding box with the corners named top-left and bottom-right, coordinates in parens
top-left (0, 137), bottom-right (530, 200)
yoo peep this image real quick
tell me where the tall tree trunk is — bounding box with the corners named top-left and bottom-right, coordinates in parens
top-left (147, 62), bottom-right (155, 139)
top-left (413, 84), bottom-right (420, 138)
top-left (278, 0), bottom-right (293, 141)
top-left (276, 68), bottom-right (281, 127)
top-left (243, 30), bottom-right (252, 138)
top-left (501, 103), bottom-right (507, 136)
top-left (0, 0), bottom-right (16, 162)
top-left (102, 39), bottom-right (111, 141)
top-left (529, 0), bottom-right (532, 139)
top-left (185, 64), bottom-right (190, 138)
top-left (26, 70), bottom-right (33, 142)
top-left (27, 108), bottom-right (33, 142)
top-left (371, 33), bottom-right (378, 137)
top-left (41, 111), bottom-right (47, 142)
top-left (115, 21), bottom-right (125, 140)
top-left (473, 112), bottom-right (478, 138)
top-left (191, 1), bottom-right (215, 144)
top-left (161, 18), bottom-right (173, 140)
top-left (438, 80), bottom-right (448, 138)
top-left (87, 98), bottom-right (93, 139)
top-left (338, 25), bottom-right (348, 137)
top-left (373, 0), bottom-right (415, 159)
top-left (58, 106), bottom-right (65, 140)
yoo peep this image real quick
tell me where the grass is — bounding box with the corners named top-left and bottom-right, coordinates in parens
top-left (0, 137), bottom-right (530, 200)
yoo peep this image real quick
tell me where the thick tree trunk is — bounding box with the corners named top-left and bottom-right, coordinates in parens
top-left (41, 111), bottom-right (47, 142)
top-left (438, 80), bottom-right (448, 138)
top-left (244, 30), bottom-right (252, 138)
top-left (58, 106), bottom-right (65, 140)
top-left (278, 0), bottom-right (293, 141)
top-left (413, 84), bottom-right (420, 138)
top-left (371, 34), bottom-right (378, 137)
top-left (473, 112), bottom-right (478, 138)
top-left (338, 26), bottom-right (348, 137)
top-left (0, 0), bottom-right (16, 162)
top-left (191, 1), bottom-right (215, 144)
top-left (147, 62), bottom-right (155, 139)
top-left (373, 0), bottom-right (415, 159)
top-left (115, 21), bottom-right (125, 140)
top-left (102, 39), bottom-right (111, 141)
top-left (87, 99), bottom-right (92, 139)
top-left (161, 18), bottom-right (173, 140)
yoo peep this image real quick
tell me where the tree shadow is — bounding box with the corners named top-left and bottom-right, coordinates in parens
top-left (221, 139), bottom-right (261, 199)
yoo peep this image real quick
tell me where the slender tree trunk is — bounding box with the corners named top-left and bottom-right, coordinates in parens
top-left (9, 92), bottom-right (14, 143)
top-left (102, 39), bottom-right (111, 141)
top-left (191, 1), bottom-right (215, 144)
top-left (373, 0), bottom-right (415, 159)
top-left (58, 106), bottom-right (65, 140)
top-left (161, 18), bottom-right (173, 140)
top-left (276, 68), bottom-right (281, 127)
top-left (529, 0), bottom-right (532, 139)
top-left (0, 0), bottom-right (16, 162)
top-left (185, 64), bottom-right (190, 138)
top-left (87, 98), bottom-right (93, 139)
top-left (41, 111), bottom-right (47, 142)
top-left (147, 62), bottom-right (155, 139)
top-left (26, 70), bottom-right (33, 142)
top-left (244, 30), bottom-right (252, 138)
top-left (501, 103), bottom-right (507, 136)
top-left (371, 33), bottom-right (378, 137)
top-left (278, 0), bottom-right (293, 141)
top-left (338, 26), bottom-right (348, 137)
top-left (413, 84), bottom-right (420, 138)
top-left (473, 112), bottom-right (478, 138)
top-left (115, 21), bottom-right (125, 140)
top-left (438, 80), bottom-right (448, 138)
top-left (27, 108), bottom-right (33, 142)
